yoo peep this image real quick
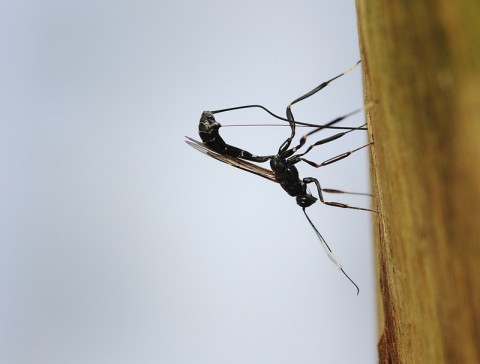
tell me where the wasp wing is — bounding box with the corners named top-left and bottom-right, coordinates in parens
top-left (185, 136), bottom-right (278, 183)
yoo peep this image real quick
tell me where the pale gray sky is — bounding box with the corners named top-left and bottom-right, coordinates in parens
top-left (1, 1), bottom-right (376, 363)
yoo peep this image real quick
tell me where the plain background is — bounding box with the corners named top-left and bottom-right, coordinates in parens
top-left (1, 0), bottom-right (377, 363)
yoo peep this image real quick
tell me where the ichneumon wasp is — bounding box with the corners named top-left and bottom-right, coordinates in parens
top-left (185, 61), bottom-right (374, 294)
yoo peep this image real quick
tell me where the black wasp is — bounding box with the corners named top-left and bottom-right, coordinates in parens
top-left (186, 61), bottom-right (373, 294)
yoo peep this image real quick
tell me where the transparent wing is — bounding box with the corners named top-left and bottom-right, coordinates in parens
top-left (185, 136), bottom-right (278, 183)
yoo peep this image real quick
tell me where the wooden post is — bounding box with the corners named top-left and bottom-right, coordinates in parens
top-left (355, 1), bottom-right (480, 363)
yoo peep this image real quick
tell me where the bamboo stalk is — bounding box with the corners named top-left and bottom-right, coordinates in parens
top-left (355, 1), bottom-right (480, 363)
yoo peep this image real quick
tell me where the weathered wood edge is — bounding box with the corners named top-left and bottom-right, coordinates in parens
top-left (355, 1), bottom-right (480, 363)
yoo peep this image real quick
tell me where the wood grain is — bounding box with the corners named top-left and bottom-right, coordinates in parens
top-left (355, 1), bottom-right (480, 363)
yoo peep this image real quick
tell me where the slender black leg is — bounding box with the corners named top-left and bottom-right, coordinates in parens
top-left (278, 61), bottom-right (361, 154)
top-left (212, 104), bottom-right (367, 130)
top-left (303, 177), bottom-right (376, 213)
top-left (321, 188), bottom-right (372, 197)
top-left (298, 142), bottom-right (373, 168)
top-left (289, 118), bottom-right (365, 158)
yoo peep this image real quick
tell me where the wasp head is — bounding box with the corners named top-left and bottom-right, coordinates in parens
top-left (198, 111), bottom-right (222, 143)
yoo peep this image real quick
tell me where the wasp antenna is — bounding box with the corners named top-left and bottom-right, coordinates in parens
top-left (340, 268), bottom-right (360, 295)
top-left (303, 208), bottom-right (360, 295)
